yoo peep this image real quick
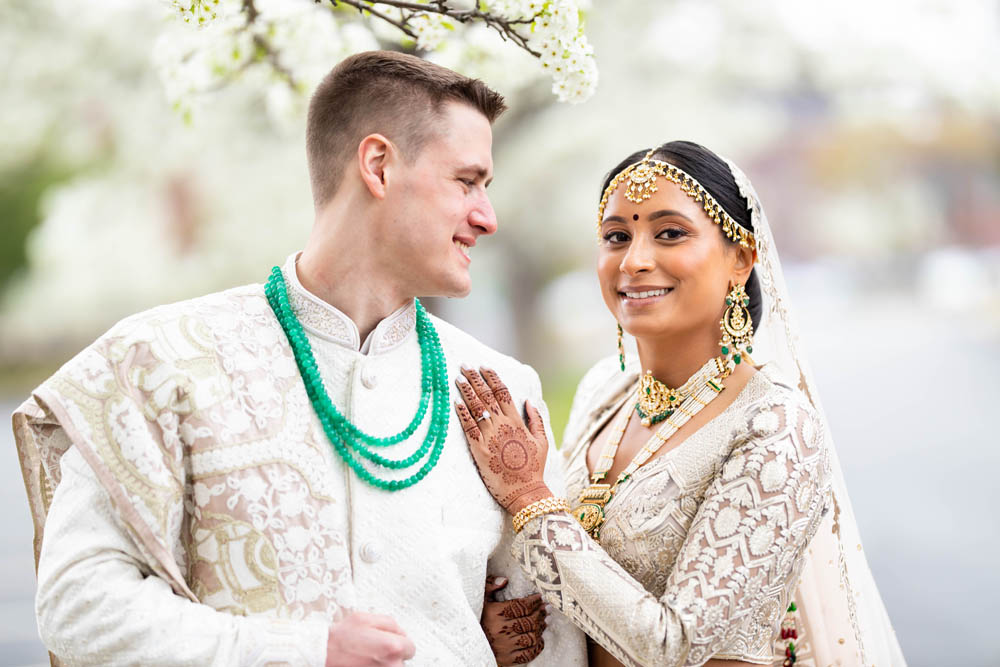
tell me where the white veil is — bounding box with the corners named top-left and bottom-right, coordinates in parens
top-left (724, 158), bottom-right (906, 666)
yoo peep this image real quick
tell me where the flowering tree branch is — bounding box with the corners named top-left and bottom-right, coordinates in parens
top-left (163, 0), bottom-right (598, 115)
top-left (327, 0), bottom-right (541, 56)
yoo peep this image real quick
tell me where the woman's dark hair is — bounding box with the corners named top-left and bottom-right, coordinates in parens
top-left (600, 140), bottom-right (763, 328)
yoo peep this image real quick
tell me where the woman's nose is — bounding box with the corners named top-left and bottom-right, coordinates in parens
top-left (620, 236), bottom-right (655, 274)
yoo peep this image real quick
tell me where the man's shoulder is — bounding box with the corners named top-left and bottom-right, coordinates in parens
top-left (106, 283), bottom-right (266, 338)
top-left (427, 314), bottom-right (538, 385)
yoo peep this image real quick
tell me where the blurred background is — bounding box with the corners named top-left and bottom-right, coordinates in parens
top-left (2, 0), bottom-right (998, 665)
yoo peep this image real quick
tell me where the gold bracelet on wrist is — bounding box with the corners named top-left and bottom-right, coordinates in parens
top-left (512, 496), bottom-right (570, 533)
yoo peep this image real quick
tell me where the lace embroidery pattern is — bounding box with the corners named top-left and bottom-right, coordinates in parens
top-left (281, 256), bottom-right (416, 353)
top-left (284, 280), bottom-right (355, 347)
top-left (370, 306), bottom-right (417, 354)
top-left (516, 373), bottom-right (831, 666)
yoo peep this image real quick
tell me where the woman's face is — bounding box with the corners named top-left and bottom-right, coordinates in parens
top-left (597, 176), bottom-right (753, 346)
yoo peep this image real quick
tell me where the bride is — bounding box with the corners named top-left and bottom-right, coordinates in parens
top-left (457, 141), bottom-right (905, 666)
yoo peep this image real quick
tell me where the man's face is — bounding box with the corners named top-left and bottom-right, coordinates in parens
top-left (379, 101), bottom-right (497, 299)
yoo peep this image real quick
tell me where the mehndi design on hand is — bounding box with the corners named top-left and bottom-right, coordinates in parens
top-left (454, 367), bottom-right (552, 515)
top-left (486, 424), bottom-right (549, 510)
top-left (481, 576), bottom-right (546, 667)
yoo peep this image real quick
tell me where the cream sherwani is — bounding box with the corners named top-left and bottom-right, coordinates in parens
top-left (12, 254), bottom-right (587, 666)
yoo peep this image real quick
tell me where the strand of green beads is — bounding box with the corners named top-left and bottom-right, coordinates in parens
top-left (266, 268), bottom-right (434, 446)
top-left (265, 267), bottom-right (449, 490)
top-left (321, 309), bottom-right (446, 470)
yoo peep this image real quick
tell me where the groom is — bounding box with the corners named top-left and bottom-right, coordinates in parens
top-left (13, 51), bottom-right (585, 666)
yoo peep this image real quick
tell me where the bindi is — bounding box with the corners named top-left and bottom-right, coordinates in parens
top-left (633, 214), bottom-right (639, 221)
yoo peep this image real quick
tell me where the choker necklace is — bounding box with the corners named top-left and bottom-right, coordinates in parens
top-left (635, 361), bottom-right (726, 426)
top-left (574, 356), bottom-right (732, 539)
top-left (265, 266), bottom-right (449, 492)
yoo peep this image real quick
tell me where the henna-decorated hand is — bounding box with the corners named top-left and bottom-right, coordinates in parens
top-left (454, 366), bottom-right (552, 516)
top-left (481, 576), bottom-right (548, 666)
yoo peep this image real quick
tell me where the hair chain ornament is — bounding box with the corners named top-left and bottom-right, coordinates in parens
top-left (597, 148), bottom-right (756, 251)
top-left (265, 267), bottom-right (449, 491)
top-left (574, 356), bottom-right (733, 539)
top-left (720, 282), bottom-right (754, 367)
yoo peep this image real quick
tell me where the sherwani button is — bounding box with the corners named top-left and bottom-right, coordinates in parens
top-left (360, 541), bottom-right (382, 563)
top-left (360, 365), bottom-right (377, 389)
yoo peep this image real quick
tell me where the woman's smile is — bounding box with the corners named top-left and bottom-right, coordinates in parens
top-left (618, 285), bottom-right (674, 308)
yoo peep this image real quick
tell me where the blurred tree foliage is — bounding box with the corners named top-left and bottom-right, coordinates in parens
top-left (0, 156), bottom-right (76, 296)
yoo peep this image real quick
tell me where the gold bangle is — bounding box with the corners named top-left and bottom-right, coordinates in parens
top-left (512, 497), bottom-right (570, 533)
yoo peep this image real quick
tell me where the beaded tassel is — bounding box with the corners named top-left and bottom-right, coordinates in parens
top-left (781, 601), bottom-right (799, 666)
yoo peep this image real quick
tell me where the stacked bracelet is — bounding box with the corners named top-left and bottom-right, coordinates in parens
top-left (512, 497), bottom-right (571, 533)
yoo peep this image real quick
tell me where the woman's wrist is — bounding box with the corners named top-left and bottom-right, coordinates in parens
top-left (512, 495), bottom-right (570, 533)
top-left (508, 484), bottom-right (556, 517)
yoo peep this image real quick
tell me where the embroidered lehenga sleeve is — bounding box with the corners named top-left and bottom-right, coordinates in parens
top-left (512, 397), bottom-right (831, 666)
top-left (35, 443), bottom-right (329, 667)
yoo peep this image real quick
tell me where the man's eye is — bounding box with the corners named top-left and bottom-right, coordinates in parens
top-left (459, 178), bottom-right (474, 187)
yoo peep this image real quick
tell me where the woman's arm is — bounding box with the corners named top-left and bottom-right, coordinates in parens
top-left (511, 399), bottom-right (831, 666)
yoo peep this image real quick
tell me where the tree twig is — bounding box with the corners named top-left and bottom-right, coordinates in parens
top-left (327, 0), bottom-right (541, 56)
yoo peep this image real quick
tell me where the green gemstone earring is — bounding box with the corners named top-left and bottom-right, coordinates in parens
top-left (617, 323), bottom-right (625, 372)
top-left (719, 282), bottom-right (754, 366)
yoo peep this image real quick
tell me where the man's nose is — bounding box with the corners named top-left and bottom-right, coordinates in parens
top-left (469, 192), bottom-right (498, 236)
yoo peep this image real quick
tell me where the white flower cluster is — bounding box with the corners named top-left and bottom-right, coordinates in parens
top-left (170, 0), bottom-right (223, 25)
top-left (157, 0), bottom-right (379, 126)
top-left (533, 2), bottom-right (598, 103)
top-left (486, 0), bottom-right (598, 103)
top-left (409, 12), bottom-right (454, 52)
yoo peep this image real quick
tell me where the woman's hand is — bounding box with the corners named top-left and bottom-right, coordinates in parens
top-left (454, 366), bottom-right (552, 516)
top-left (481, 576), bottom-right (548, 666)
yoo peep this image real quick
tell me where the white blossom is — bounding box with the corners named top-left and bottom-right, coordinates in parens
top-left (410, 13), bottom-right (453, 52)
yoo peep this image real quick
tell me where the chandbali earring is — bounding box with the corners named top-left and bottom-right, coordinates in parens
top-left (617, 323), bottom-right (625, 372)
top-left (719, 282), bottom-right (754, 366)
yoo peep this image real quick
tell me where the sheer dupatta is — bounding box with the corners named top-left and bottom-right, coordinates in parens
top-left (725, 159), bottom-right (906, 666)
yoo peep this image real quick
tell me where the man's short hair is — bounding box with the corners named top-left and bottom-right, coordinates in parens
top-left (306, 50), bottom-right (507, 207)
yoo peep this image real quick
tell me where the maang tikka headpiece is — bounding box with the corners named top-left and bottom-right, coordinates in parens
top-left (597, 148), bottom-right (757, 251)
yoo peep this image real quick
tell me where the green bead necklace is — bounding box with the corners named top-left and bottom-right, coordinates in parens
top-left (264, 266), bottom-right (449, 491)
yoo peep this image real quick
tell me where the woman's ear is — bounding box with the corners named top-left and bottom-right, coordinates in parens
top-left (356, 133), bottom-right (392, 199)
top-left (731, 244), bottom-right (756, 284)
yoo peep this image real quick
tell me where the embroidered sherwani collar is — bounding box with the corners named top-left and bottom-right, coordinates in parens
top-left (281, 253), bottom-right (417, 355)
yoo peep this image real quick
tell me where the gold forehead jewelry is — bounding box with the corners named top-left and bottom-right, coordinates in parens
top-left (597, 149), bottom-right (756, 250)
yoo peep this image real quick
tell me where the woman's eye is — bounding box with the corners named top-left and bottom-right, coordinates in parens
top-left (659, 228), bottom-right (687, 240)
top-left (603, 231), bottom-right (629, 243)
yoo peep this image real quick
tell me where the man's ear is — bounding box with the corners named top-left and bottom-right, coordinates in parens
top-left (356, 134), bottom-right (393, 199)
